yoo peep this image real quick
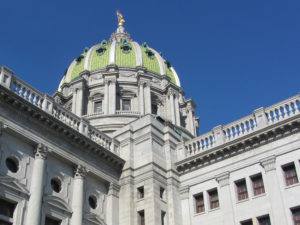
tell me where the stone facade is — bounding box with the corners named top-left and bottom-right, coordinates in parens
top-left (0, 25), bottom-right (299, 225)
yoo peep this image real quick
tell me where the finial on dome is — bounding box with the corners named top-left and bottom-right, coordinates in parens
top-left (116, 10), bottom-right (125, 27)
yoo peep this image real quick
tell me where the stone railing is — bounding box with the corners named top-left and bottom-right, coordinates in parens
top-left (115, 110), bottom-right (140, 115)
top-left (183, 94), bottom-right (300, 158)
top-left (0, 67), bottom-right (119, 155)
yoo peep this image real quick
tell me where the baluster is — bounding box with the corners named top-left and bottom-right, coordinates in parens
top-left (295, 100), bottom-right (300, 114)
top-left (282, 105), bottom-right (288, 118)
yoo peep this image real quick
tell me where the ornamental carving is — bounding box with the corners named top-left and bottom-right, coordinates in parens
top-left (35, 143), bottom-right (49, 159)
top-left (260, 156), bottom-right (276, 172)
top-left (216, 172), bottom-right (230, 187)
top-left (74, 165), bottom-right (88, 178)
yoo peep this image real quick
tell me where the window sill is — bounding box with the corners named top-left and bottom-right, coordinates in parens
top-left (194, 211), bottom-right (205, 216)
top-left (208, 207), bottom-right (220, 213)
top-left (285, 182), bottom-right (300, 190)
top-left (136, 198), bottom-right (145, 202)
top-left (252, 193), bottom-right (266, 200)
top-left (236, 198), bottom-right (249, 204)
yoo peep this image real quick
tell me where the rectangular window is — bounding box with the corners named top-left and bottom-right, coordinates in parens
top-left (160, 187), bottom-right (165, 200)
top-left (138, 210), bottom-right (145, 225)
top-left (94, 101), bottom-right (102, 113)
top-left (194, 193), bottom-right (205, 213)
top-left (208, 189), bottom-right (219, 209)
top-left (161, 211), bottom-right (166, 225)
top-left (152, 104), bottom-right (158, 114)
top-left (282, 163), bottom-right (299, 186)
top-left (251, 174), bottom-right (265, 196)
top-left (122, 99), bottom-right (131, 111)
top-left (45, 217), bottom-right (61, 225)
top-left (0, 198), bottom-right (16, 225)
top-left (236, 179), bottom-right (248, 201)
top-left (258, 215), bottom-right (271, 225)
top-left (3, 75), bottom-right (8, 83)
top-left (292, 207), bottom-right (300, 225)
top-left (137, 186), bottom-right (144, 199)
top-left (241, 220), bottom-right (253, 225)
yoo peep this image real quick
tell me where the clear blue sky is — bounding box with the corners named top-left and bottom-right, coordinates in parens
top-left (1, 0), bottom-right (300, 134)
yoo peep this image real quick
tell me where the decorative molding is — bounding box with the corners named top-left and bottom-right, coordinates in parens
top-left (0, 121), bottom-right (8, 136)
top-left (260, 155), bottom-right (276, 172)
top-left (34, 143), bottom-right (49, 160)
top-left (74, 165), bottom-right (88, 178)
top-left (215, 172), bottom-right (230, 187)
top-left (0, 175), bottom-right (30, 196)
top-left (44, 195), bottom-right (72, 214)
top-left (108, 182), bottom-right (120, 197)
top-left (179, 185), bottom-right (189, 200)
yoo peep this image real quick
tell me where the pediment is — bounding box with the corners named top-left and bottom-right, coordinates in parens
top-left (44, 195), bottom-right (72, 214)
top-left (84, 213), bottom-right (106, 225)
top-left (0, 175), bottom-right (29, 195)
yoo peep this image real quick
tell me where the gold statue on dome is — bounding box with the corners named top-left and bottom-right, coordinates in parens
top-left (116, 10), bottom-right (125, 27)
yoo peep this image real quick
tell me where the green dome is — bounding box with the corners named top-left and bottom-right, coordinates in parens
top-left (59, 28), bottom-right (181, 90)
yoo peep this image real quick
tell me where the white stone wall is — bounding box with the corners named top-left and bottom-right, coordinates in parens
top-left (180, 133), bottom-right (300, 225)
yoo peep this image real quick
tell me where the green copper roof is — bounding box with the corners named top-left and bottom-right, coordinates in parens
top-left (59, 38), bottom-right (181, 91)
top-left (116, 43), bottom-right (136, 67)
top-left (140, 46), bottom-right (161, 75)
top-left (90, 43), bottom-right (111, 71)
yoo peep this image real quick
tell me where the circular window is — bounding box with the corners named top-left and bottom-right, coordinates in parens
top-left (88, 195), bottom-right (97, 209)
top-left (6, 157), bottom-right (19, 173)
top-left (50, 178), bottom-right (62, 193)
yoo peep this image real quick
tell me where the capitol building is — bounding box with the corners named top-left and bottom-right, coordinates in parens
top-left (0, 13), bottom-right (300, 225)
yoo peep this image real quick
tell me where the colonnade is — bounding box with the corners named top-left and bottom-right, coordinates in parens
top-left (25, 143), bottom-right (119, 225)
top-left (168, 89), bottom-right (181, 126)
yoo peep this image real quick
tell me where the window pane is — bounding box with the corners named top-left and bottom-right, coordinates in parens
top-left (241, 220), bottom-right (253, 225)
top-left (94, 101), bottom-right (102, 113)
top-left (208, 189), bottom-right (219, 209)
top-left (0, 198), bottom-right (16, 218)
top-left (258, 215), bottom-right (271, 225)
top-left (45, 217), bottom-right (61, 225)
top-left (283, 164), bottom-right (298, 186)
top-left (236, 179), bottom-right (248, 201)
top-left (251, 174), bottom-right (265, 196)
top-left (122, 99), bottom-right (131, 111)
top-left (0, 221), bottom-right (12, 225)
top-left (194, 194), bottom-right (205, 213)
top-left (292, 208), bottom-right (300, 225)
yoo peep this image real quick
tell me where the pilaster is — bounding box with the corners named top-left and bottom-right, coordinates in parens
top-left (260, 156), bottom-right (288, 225)
top-left (106, 183), bottom-right (120, 225)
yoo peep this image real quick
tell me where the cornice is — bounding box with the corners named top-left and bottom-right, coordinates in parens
top-left (176, 114), bottom-right (300, 174)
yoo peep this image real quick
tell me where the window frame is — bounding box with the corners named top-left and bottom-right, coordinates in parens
top-left (121, 98), bottom-right (131, 111)
top-left (251, 173), bottom-right (265, 196)
top-left (94, 100), bottom-right (103, 113)
top-left (137, 186), bottom-right (144, 200)
top-left (208, 188), bottom-right (219, 210)
top-left (194, 193), bottom-right (205, 214)
top-left (235, 178), bottom-right (249, 201)
top-left (291, 206), bottom-right (300, 225)
top-left (282, 163), bottom-right (299, 186)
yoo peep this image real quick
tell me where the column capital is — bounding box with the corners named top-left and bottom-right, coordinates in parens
top-left (74, 165), bottom-right (88, 179)
top-left (216, 171), bottom-right (230, 187)
top-left (179, 185), bottom-right (190, 200)
top-left (108, 182), bottom-right (120, 197)
top-left (34, 143), bottom-right (49, 159)
top-left (260, 155), bottom-right (276, 172)
top-left (167, 88), bottom-right (177, 97)
top-left (0, 121), bottom-right (8, 136)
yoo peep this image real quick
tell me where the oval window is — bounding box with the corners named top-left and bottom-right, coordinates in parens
top-left (6, 157), bottom-right (19, 173)
top-left (88, 195), bottom-right (97, 209)
top-left (50, 178), bottom-right (62, 193)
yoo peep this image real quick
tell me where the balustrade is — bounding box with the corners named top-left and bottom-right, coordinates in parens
top-left (0, 69), bottom-right (119, 156)
top-left (183, 94), bottom-right (300, 158)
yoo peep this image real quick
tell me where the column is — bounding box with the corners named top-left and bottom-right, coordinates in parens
top-left (25, 144), bottom-right (48, 225)
top-left (139, 82), bottom-right (145, 115)
top-left (144, 81), bottom-right (151, 114)
top-left (179, 186), bottom-right (191, 225)
top-left (216, 172), bottom-right (235, 225)
top-left (175, 95), bottom-right (180, 126)
top-left (110, 79), bottom-right (116, 114)
top-left (104, 80), bottom-right (109, 115)
top-left (106, 183), bottom-right (120, 225)
top-left (169, 91), bottom-right (176, 124)
top-left (76, 88), bottom-right (83, 116)
top-left (187, 105), bottom-right (195, 135)
top-left (70, 165), bottom-right (87, 225)
top-left (260, 156), bottom-right (288, 225)
top-left (72, 88), bottom-right (77, 114)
